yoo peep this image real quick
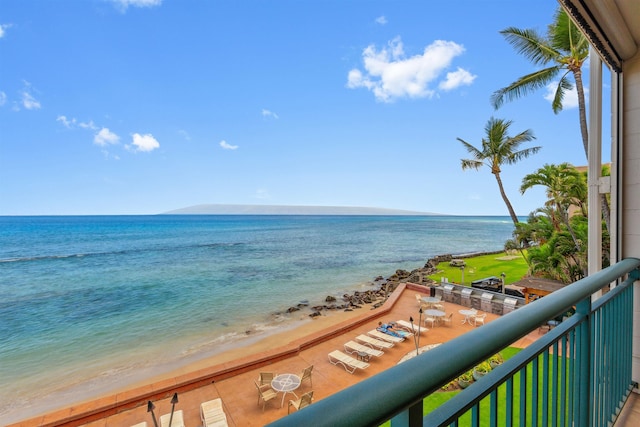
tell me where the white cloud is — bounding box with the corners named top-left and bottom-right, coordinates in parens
top-left (438, 67), bottom-right (476, 91)
top-left (58, 115), bottom-right (98, 130)
top-left (347, 37), bottom-right (471, 102)
top-left (544, 81), bottom-right (586, 109)
top-left (261, 109), bottom-right (279, 119)
top-left (375, 16), bottom-right (387, 25)
top-left (130, 133), bottom-right (160, 152)
top-left (57, 115), bottom-right (76, 128)
top-left (94, 127), bottom-right (120, 146)
top-left (255, 189), bottom-right (270, 200)
top-left (79, 120), bottom-right (98, 130)
top-left (0, 24), bottom-right (12, 38)
top-left (21, 91), bottom-right (41, 110)
top-left (111, 0), bottom-right (162, 11)
top-left (0, 91), bottom-right (7, 106)
top-left (220, 140), bottom-right (238, 150)
top-left (178, 129), bottom-right (191, 140)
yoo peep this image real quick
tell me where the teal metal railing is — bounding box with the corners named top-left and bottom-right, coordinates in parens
top-left (267, 258), bottom-right (640, 427)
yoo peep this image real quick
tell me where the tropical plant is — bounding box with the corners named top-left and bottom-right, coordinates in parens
top-left (457, 117), bottom-right (541, 228)
top-left (489, 353), bottom-right (504, 365)
top-left (491, 7), bottom-right (610, 230)
top-left (520, 163), bottom-right (587, 253)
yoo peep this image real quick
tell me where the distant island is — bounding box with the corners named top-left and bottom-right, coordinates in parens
top-left (163, 204), bottom-right (436, 216)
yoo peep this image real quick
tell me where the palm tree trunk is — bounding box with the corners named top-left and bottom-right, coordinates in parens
top-left (573, 69), bottom-right (589, 158)
top-left (493, 172), bottom-right (519, 226)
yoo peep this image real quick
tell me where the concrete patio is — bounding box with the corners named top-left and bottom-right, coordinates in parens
top-left (12, 284), bottom-right (541, 427)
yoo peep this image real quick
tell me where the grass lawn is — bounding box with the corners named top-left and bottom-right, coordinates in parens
top-left (380, 346), bottom-right (573, 426)
top-left (427, 251), bottom-right (529, 286)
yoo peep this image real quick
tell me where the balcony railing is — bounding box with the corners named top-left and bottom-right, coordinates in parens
top-left (267, 258), bottom-right (640, 427)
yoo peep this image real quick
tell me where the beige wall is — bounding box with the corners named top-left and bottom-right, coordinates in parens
top-left (623, 52), bottom-right (640, 389)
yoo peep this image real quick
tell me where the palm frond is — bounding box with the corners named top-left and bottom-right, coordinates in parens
top-left (491, 66), bottom-right (561, 109)
top-left (500, 27), bottom-right (559, 65)
top-left (460, 158), bottom-right (484, 171)
top-left (551, 73), bottom-right (573, 113)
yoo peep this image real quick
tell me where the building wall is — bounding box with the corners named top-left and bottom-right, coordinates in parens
top-left (623, 52), bottom-right (640, 388)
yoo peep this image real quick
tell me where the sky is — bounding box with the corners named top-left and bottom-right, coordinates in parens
top-left (0, 0), bottom-right (611, 216)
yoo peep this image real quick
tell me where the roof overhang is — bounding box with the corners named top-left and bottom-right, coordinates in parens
top-left (559, 0), bottom-right (640, 72)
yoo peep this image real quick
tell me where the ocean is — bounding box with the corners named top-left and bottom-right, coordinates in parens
top-left (0, 215), bottom-right (515, 423)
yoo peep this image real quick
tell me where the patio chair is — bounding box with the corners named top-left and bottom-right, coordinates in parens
top-left (474, 313), bottom-right (487, 326)
top-left (258, 371), bottom-right (276, 385)
top-left (441, 312), bottom-right (454, 326)
top-left (328, 350), bottom-right (370, 374)
top-left (254, 380), bottom-right (278, 411)
top-left (367, 329), bottom-right (404, 343)
top-left (288, 390), bottom-right (314, 414)
top-left (200, 398), bottom-right (228, 427)
top-left (355, 334), bottom-right (394, 349)
top-left (395, 319), bottom-right (425, 334)
top-left (424, 316), bottom-right (437, 328)
top-left (300, 365), bottom-right (313, 387)
top-left (160, 410), bottom-right (185, 427)
top-left (415, 293), bottom-right (423, 307)
top-left (344, 340), bottom-right (384, 358)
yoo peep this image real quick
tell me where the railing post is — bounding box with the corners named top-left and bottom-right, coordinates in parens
top-left (576, 297), bottom-right (592, 427)
top-left (390, 401), bottom-right (422, 427)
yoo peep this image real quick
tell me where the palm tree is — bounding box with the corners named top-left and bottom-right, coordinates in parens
top-left (457, 117), bottom-right (541, 227)
top-left (520, 163), bottom-right (587, 252)
top-left (491, 7), bottom-right (610, 230)
top-left (491, 8), bottom-right (589, 155)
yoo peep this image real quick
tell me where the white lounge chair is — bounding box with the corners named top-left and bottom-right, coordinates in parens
top-left (328, 350), bottom-right (370, 373)
top-left (160, 410), bottom-right (185, 427)
top-left (367, 329), bottom-right (404, 343)
top-left (200, 398), bottom-right (228, 427)
top-left (355, 334), bottom-right (394, 349)
top-left (395, 320), bottom-right (427, 334)
top-left (343, 340), bottom-right (384, 358)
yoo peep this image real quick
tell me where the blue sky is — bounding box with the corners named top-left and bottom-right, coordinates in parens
top-left (0, 0), bottom-right (610, 216)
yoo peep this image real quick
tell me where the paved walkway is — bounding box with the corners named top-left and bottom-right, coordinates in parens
top-left (14, 284), bottom-right (542, 427)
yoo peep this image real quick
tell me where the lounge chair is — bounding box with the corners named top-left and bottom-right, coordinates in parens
top-left (395, 320), bottom-right (426, 334)
top-left (200, 398), bottom-right (228, 427)
top-left (288, 390), bottom-right (314, 414)
top-left (254, 380), bottom-right (278, 411)
top-left (355, 334), bottom-right (394, 349)
top-left (130, 423), bottom-right (148, 427)
top-left (367, 329), bottom-right (404, 343)
top-left (343, 340), bottom-right (384, 358)
top-left (300, 365), bottom-right (313, 387)
top-left (160, 410), bottom-right (185, 427)
top-left (328, 350), bottom-right (370, 374)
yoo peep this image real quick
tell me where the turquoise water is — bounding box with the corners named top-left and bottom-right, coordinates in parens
top-left (0, 215), bottom-right (515, 422)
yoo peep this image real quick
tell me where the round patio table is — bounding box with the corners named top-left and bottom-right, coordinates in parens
top-left (459, 309), bottom-right (477, 324)
top-left (421, 296), bottom-right (441, 307)
top-left (424, 309), bottom-right (446, 318)
top-left (271, 373), bottom-right (301, 408)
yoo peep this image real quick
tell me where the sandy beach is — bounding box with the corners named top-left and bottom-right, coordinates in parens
top-left (9, 283), bottom-right (541, 427)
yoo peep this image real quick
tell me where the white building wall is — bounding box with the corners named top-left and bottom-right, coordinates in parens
top-left (623, 53), bottom-right (640, 388)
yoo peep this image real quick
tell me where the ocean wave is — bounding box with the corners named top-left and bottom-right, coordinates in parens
top-left (0, 242), bottom-right (245, 264)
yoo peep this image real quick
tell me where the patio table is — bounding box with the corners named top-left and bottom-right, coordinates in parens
top-left (271, 373), bottom-right (301, 408)
top-left (459, 309), bottom-right (477, 325)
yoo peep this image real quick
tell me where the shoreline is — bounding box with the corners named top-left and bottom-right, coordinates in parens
top-left (4, 250), bottom-right (503, 425)
top-left (1, 288), bottom-right (382, 426)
